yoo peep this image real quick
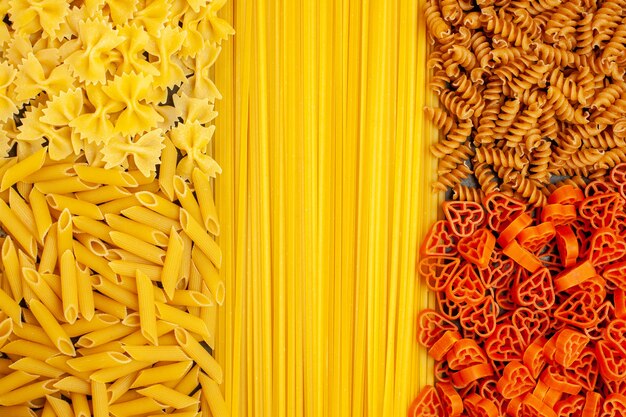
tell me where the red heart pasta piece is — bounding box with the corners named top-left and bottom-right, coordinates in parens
top-left (443, 201), bottom-right (485, 238)
top-left (446, 263), bottom-right (487, 305)
top-left (553, 290), bottom-right (600, 329)
top-left (495, 361), bottom-right (535, 399)
top-left (541, 204), bottom-right (577, 227)
top-left (483, 192), bottom-right (526, 233)
top-left (601, 394), bottom-right (626, 417)
top-left (459, 295), bottom-right (499, 339)
top-left (548, 185), bottom-right (584, 205)
top-left (407, 385), bottom-right (443, 417)
top-left (554, 395), bottom-right (584, 417)
top-left (512, 267), bottom-right (555, 311)
top-left (587, 227), bottom-right (626, 269)
top-left (484, 323), bottom-right (525, 362)
top-left (417, 309), bottom-right (459, 349)
top-left (457, 228), bottom-right (496, 269)
top-left (417, 255), bottom-right (460, 291)
top-left (579, 192), bottom-right (622, 229)
top-left (596, 340), bottom-right (626, 382)
top-left (420, 220), bottom-right (459, 256)
top-left (562, 348), bottom-right (598, 393)
top-left (517, 222), bottom-right (556, 253)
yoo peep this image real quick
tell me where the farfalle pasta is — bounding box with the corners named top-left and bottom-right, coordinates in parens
top-left (0, 0), bottom-right (233, 415)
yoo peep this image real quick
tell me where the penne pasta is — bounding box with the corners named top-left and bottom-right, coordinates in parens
top-left (136, 270), bottom-right (158, 346)
top-left (192, 168), bottom-right (220, 236)
top-left (29, 299), bottom-right (75, 356)
top-left (131, 360), bottom-right (193, 388)
top-left (180, 209), bottom-right (221, 268)
top-left (98, 196), bottom-right (141, 216)
top-left (179, 232), bottom-right (193, 287)
top-left (77, 341), bottom-right (125, 356)
top-left (155, 302), bottom-right (210, 339)
top-left (108, 372), bottom-right (137, 404)
top-left (75, 263), bottom-right (95, 320)
top-left (34, 177), bottom-right (99, 194)
top-left (0, 148), bottom-right (47, 192)
top-left (29, 188), bottom-right (52, 243)
top-left (91, 380), bottom-right (109, 417)
top-left (127, 170), bottom-right (157, 186)
top-left (43, 356), bottom-right (91, 380)
top-left (0, 371), bottom-right (39, 395)
top-left (45, 395), bottom-right (73, 417)
top-left (74, 165), bottom-right (138, 187)
top-left (67, 351), bottom-right (131, 372)
top-left (74, 233), bottom-right (108, 257)
top-left (89, 360), bottom-right (154, 384)
top-left (137, 384), bottom-right (198, 409)
top-left (0, 405), bottom-right (37, 417)
top-left (9, 357), bottom-right (64, 379)
top-left (199, 372), bottom-right (229, 417)
top-left (108, 260), bottom-right (162, 281)
top-left (47, 194), bottom-right (103, 220)
top-left (70, 392), bottom-right (90, 417)
top-left (135, 191), bottom-right (180, 219)
top-left (91, 275), bottom-right (139, 310)
top-left (174, 365), bottom-right (200, 395)
top-left (75, 185), bottom-right (131, 205)
top-left (56, 209), bottom-right (73, 255)
top-left (2, 340), bottom-right (58, 361)
top-left (123, 345), bottom-right (190, 363)
top-left (0, 199), bottom-right (37, 257)
top-left (60, 250), bottom-right (79, 323)
top-left (0, 286), bottom-right (21, 325)
top-left (191, 247), bottom-right (225, 305)
top-left (158, 137), bottom-right (177, 201)
top-left (169, 290), bottom-right (213, 307)
top-left (76, 322), bottom-right (136, 349)
top-left (2, 237), bottom-right (21, 300)
top-left (0, 379), bottom-right (58, 406)
top-left (12, 323), bottom-right (53, 346)
top-left (22, 163), bottom-right (76, 183)
top-left (38, 231), bottom-right (58, 274)
top-left (22, 268), bottom-right (65, 322)
top-left (105, 214), bottom-right (169, 247)
top-left (162, 227), bottom-right (184, 299)
top-left (174, 328), bottom-right (223, 384)
top-left (53, 376), bottom-right (91, 395)
top-left (109, 231), bottom-right (166, 265)
top-left (73, 241), bottom-right (118, 282)
top-left (120, 320), bottom-right (177, 347)
top-left (121, 206), bottom-right (182, 233)
top-left (8, 189), bottom-right (37, 240)
top-left (109, 397), bottom-right (164, 417)
top-left (173, 175), bottom-right (203, 225)
top-left (72, 216), bottom-right (114, 245)
top-left (93, 293), bottom-right (127, 320)
top-left (0, 318), bottom-right (12, 348)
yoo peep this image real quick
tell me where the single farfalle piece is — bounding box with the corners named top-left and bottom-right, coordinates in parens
top-left (115, 24), bottom-right (160, 77)
top-left (70, 84), bottom-right (125, 144)
top-left (40, 88), bottom-right (85, 159)
top-left (184, 43), bottom-right (222, 101)
top-left (66, 17), bottom-right (124, 84)
top-left (102, 72), bottom-right (164, 136)
top-left (146, 25), bottom-right (187, 89)
top-left (133, 0), bottom-right (171, 36)
top-left (196, 0), bottom-right (235, 46)
top-left (8, 0), bottom-right (69, 37)
top-left (14, 52), bottom-right (75, 102)
top-left (0, 61), bottom-right (17, 123)
top-left (173, 92), bottom-right (217, 125)
top-left (102, 130), bottom-right (165, 176)
top-left (169, 120), bottom-right (221, 177)
top-left (102, 0), bottom-right (136, 26)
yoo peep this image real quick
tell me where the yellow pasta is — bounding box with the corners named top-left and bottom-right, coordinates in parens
top-left (159, 137), bottom-right (177, 201)
top-left (121, 206), bottom-right (182, 233)
top-left (2, 237), bottom-right (21, 299)
top-left (155, 302), bottom-right (210, 339)
top-left (161, 227), bottom-right (184, 299)
top-left (75, 185), bottom-right (131, 204)
top-left (74, 165), bottom-right (138, 187)
top-left (28, 188), bottom-right (52, 243)
top-left (59, 250), bottom-right (78, 324)
top-left (89, 360), bottom-right (154, 384)
top-left (0, 199), bottom-right (36, 257)
top-left (108, 397), bottom-right (163, 417)
top-left (105, 214), bottom-right (169, 247)
top-left (137, 384), bottom-right (198, 409)
top-left (22, 268), bottom-right (65, 322)
top-left (67, 351), bottom-right (131, 372)
top-left (0, 317), bottom-right (12, 348)
top-left (46, 194), bottom-right (103, 220)
top-left (192, 167), bottom-right (220, 236)
top-left (28, 299), bottom-right (75, 356)
top-left (174, 328), bottom-right (223, 384)
top-left (2, 340), bottom-right (58, 362)
top-left (91, 380), bottom-right (109, 417)
top-left (8, 358), bottom-right (63, 379)
top-left (8, 189), bottom-right (37, 239)
top-left (70, 393), bottom-right (90, 417)
top-left (0, 286), bottom-right (21, 325)
top-left (34, 177), bottom-right (98, 194)
top-left (123, 345), bottom-right (191, 362)
top-left (109, 231), bottom-right (166, 265)
top-left (136, 270), bottom-right (158, 346)
top-left (53, 376), bottom-right (91, 395)
top-left (131, 361), bottom-right (193, 388)
top-left (108, 260), bottom-right (163, 281)
top-left (12, 323), bottom-right (53, 347)
top-left (180, 209), bottom-right (222, 268)
top-left (0, 148), bottom-right (47, 192)
top-left (108, 372), bottom-right (137, 405)
top-left (192, 247), bottom-right (226, 305)
top-left (0, 379), bottom-right (57, 407)
top-left (135, 191), bottom-right (180, 219)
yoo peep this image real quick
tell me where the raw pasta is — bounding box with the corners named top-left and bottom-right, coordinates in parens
top-left (0, 0), bottom-right (232, 414)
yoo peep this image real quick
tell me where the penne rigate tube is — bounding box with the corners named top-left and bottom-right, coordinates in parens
top-left (174, 328), bottom-right (223, 384)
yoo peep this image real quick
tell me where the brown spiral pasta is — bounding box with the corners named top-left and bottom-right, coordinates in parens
top-left (602, 15), bottom-right (626, 64)
top-left (474, 147), bottom-right (529, 170)
top-left (504, 102), bottom-right (542, 147)
top-left (546, 86), bottom-right (577, 122)
top-left (542, 0), bottom-right (584, 49)
top-left (452, 74), bottom-right (483, 110)
top-left (429, 70), bottom-right (451, 95)
top-left (452, 184), bottom-right (485, 202)
top-left (511, 0), bottom-right (563, 16)
top-left (480, 10), bottom-right (533, 50)
top-left (529, 42), bottom-right (576, 67)
top-left (473, 162), bottom-right (499, 194)
top-left (595, 146), bottom-right (626, 169)
top-left (507, 172), bottom-right (547, 206)
top-left (564, 148), bottom-right (606, 170)
top-left (438, 144), bottom-right (474, 174)
top-left (430, 120), bottom-right (473, 157)
top-left (432, 164), bottom-right (472, 192)
top-left (508, 61), bottom-right (552, 98)
top-left (591, 0), bottom-right (623, 49)
top-left (474, 101), bottom-right (500, 145)
top-left (512, 8), bottom-right (542, 40)
top-left (590, 83), bottom-right (625, 111)
top-left (614, 119), bottom-right (626, 138)
top-left (492, 99), bottom-right (521, 139)
top-left (439, 90), bottom-right (474, 120)
top-left (425, 0), bottom-right (451, 40)
top-left (547, 68), bottom-right (587, 104)
top-left (424, 107), bottom-right (457, 136)
top-left (440, 0), bottom-right (464, 25)
top-left (528, 138), bottom-right (551, 182)
top-left (591, 98), bottom-right (626, 125)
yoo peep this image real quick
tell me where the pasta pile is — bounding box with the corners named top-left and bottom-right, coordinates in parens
top-left (0, 0), bottom-right (233, 416)
top-left (425, 0), bottom-right (626, 206)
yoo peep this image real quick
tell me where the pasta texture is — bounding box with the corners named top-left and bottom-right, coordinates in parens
top-left (0, 0), bottom-right (232, 414)
top-left (425, 0), bottom-right (626, 204)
